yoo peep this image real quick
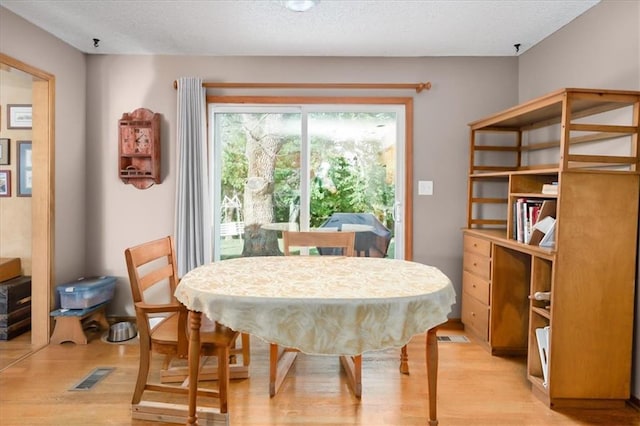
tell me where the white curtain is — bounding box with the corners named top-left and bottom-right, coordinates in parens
top-left (175, 77), bottom-right (211, 277)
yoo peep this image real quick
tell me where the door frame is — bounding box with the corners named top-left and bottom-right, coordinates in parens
top-left (0, 53), bottom-right (55, 349)
top-left (207, 95), bottom-right (414, 260)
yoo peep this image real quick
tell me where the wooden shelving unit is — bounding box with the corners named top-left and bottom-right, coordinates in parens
top-left (461, 88), bottom-right (640, 408)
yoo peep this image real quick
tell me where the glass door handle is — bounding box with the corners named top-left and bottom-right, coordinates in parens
top-left (393, 201), bottom-right (402, 223)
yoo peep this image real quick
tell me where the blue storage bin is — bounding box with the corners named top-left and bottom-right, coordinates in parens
top-left (57, 276), bottom-right (116, 309)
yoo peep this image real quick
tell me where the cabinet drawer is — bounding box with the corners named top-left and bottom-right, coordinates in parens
top-left (461, 294), bottom-right (489, 341)
top-left (463, 252), bottom-right (491, 280)
top-left (464, 235), bottom-right (491, 257)
top-left (463, 271), bottom-right (490, 305)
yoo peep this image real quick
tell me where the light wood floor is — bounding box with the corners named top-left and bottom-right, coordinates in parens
top-left (0, 327), bottom-right (638, 426)
top-left (0, 331), bottom-right (33, 371)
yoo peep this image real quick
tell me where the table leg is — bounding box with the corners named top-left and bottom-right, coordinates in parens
top-left (270, 344), bottom-right (299, 397)
top-left (399, 344), bottom-right (410, 374)
top-left (426, 328), bottom-right (438, 426)
top-left (187, 311), bottom-right (202, 426)
top-left (338, 355), bottom-right (362, 398)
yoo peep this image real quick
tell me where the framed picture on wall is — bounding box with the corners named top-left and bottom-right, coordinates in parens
top-left (8, 104), bottom-right (32, 129)
top-left (17, 141), bottom-right (32, 197)
top-left (0, 170), bottom-right (10, 197)
top-left (0, 139), bottom-right (9, 165)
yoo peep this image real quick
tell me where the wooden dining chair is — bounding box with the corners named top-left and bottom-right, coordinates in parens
top-left (338, 223), bottom-right (410, 375)
top-left (124, 236), bottom-right (248, 423)
top-left (282, 229), bottom-right (355, 256)
top-left (272, 230), bottom-right (362, 398)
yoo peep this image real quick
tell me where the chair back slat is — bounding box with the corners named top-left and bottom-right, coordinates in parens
top-left (128, 237), bottom-right (174, 267)
top-left (282, 231), bottom-right (355, 257)
top-left (125, 236), bottom-right (180, 304)
top-left (138, 263), bottom-right (177, 294)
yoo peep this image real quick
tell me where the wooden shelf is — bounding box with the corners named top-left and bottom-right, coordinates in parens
top-left (531, 306), bottom-right (551, 320)
top-left (528, 374), bottom-right (547, 394)
top-left (470, 168), bottom-right (560, 178)
top-left (468, 88), bottom-right (640, 131)
top-left (463, 229), bottom-right (555, 258)
top-left (510, 193), bottom-right (558, 199)
top-left (120, 154), bottom-right (154, 158)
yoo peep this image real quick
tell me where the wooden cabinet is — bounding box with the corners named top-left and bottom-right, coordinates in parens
top-left (461, 234), bottom-right (491, 341)
top-left (462, 88), bottom-right (640, 408)
top-left (118, 108), bottom-right (160, 189)
top-left (0, 275), bottom-right (31, 340)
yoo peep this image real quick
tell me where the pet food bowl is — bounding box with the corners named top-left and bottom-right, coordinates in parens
top-left (107, 321), bottom-right (138, 342)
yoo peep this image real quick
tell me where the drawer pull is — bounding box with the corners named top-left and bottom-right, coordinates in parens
top-left (471, 311), bottom-right (476, 317)
top-left (473, 262), bottom-right (477, 266)
top-left (472, 284), bottom-right (476, 288)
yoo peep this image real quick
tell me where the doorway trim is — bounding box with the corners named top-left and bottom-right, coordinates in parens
top-left (0, 53), bottom-right (55, 349)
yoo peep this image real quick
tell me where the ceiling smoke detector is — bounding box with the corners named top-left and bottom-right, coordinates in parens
top-left (281, 0), bottom-right (319, 12)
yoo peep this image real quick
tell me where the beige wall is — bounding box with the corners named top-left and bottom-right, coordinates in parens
top-left (0, 69), bottom-right (32, 274)
top-left (518, 0), bottom-right (639, 98)
top-left (0, 8), bottom-right (87, 284)
top-left (518, 0), bottom-right (640, 400)
top-left (85, 55), bottom-right (518, 317)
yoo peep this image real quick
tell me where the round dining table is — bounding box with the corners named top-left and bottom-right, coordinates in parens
top-left (175, 255), bottom-right (456, 425)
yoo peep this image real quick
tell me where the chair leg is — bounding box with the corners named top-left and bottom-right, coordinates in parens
top-left (269, 343), bottom-right (278, 397)
top-left (241, 333), bottom-right (251, 366)
top-left (162, 354), bottom-right (172, 371)
top-left (269, 343), bottom-right (298, 397)
top-left (217, 345), bottom-right (231, 414)
top-left (132, 342), bottom-right (151, 404)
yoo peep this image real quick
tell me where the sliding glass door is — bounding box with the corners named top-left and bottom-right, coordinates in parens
top-left (210, 104), bottom-right (406, 260)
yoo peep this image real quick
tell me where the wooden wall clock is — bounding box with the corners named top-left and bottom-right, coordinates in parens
top-left (118, 108), bottom-right (160, 189)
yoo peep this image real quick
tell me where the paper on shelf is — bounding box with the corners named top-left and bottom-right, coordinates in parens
top-left (526, 200), bottom-right (557, 246)
top-left (538, 220), bottom-right (556, 248)
top-left (533, 216), bottom-right (555, 234)
top-left (528, 216), bottom-right (556, 247)
top-left (536, 326), bottom-right (550, 388)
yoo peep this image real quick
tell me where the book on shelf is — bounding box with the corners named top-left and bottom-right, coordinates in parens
top-left (541, 182), bottom-right (558, 195)
top-left (513, 198), bottom-right (547, 244)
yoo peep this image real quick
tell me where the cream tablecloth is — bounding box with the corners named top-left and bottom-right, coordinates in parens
top-left (175, 256), bottom-right (456, 356)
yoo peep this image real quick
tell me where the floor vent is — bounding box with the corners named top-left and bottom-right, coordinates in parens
top-left (437, 335), bottom-right (470, 343)
top-left (70, 367), bottom-right (114, 391)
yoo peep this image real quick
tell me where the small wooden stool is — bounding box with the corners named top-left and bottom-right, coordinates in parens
top-left (50, 302), bottom-right (109, 344)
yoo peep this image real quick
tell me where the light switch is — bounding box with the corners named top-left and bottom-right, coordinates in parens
top-left (418, 180), bottom-right (433, 195)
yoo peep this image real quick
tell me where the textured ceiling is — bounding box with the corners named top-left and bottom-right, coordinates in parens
top-left (0, 0), bottom-right (600, 56)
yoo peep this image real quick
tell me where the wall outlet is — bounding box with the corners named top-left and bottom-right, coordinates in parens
top-left (418, 180), bottom-right (433, 195)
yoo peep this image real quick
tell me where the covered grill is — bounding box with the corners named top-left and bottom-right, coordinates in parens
top-left (319, 213), bottom-right (392, 257)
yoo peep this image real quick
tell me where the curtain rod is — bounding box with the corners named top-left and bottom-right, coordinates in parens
top-left (172, 80), bottom-right (431, 93)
